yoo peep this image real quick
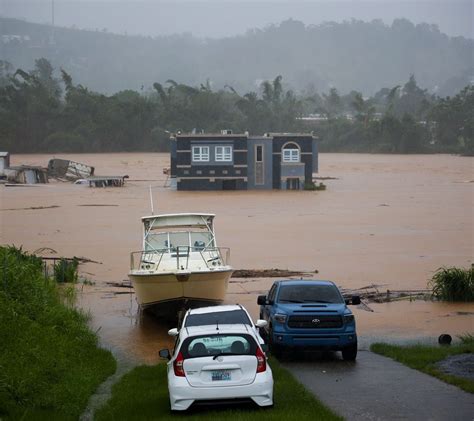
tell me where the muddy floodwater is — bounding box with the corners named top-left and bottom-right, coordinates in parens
top-left (1, 153), bottom-right (473, 363)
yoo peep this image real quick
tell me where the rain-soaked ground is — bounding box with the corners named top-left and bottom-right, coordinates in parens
top-left (76, 281), bottom-right (474, 365)
top-left (1, 152), bottom-right (473, 364)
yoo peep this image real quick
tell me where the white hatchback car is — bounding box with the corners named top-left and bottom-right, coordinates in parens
top-left (159, 324), bottom-right (274, 411)
top-left (178, 305), bottom-right (268, 345)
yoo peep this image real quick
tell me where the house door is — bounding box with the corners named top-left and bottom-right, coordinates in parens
top-left (286, 178), bottom-right (300, 190)
top-left (255, 145), bottom-right (264, 185)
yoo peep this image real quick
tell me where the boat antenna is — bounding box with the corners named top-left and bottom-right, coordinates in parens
top-left (149, 185), bottom-right (154, 215)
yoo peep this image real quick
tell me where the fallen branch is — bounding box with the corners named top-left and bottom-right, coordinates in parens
top-left (232, 268), bottom-right (317, 278)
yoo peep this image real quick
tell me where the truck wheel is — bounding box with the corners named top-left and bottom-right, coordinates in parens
top-left (342, 343), bottom-right (357, 361)
top-left (268, 327), bottom-right (282, 358)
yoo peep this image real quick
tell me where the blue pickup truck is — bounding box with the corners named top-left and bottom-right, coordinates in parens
top-left (257, 280), bottom-right (360, 360)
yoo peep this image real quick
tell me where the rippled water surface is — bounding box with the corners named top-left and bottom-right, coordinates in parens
top-left (2, 153), bottom-right (473, 363)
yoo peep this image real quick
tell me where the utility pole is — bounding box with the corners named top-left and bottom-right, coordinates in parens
top-left (50, 0), bottom-right (56, 46)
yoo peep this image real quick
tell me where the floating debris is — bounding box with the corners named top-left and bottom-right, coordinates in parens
top-left (232, 268), bottom-right (316, 278)
top-left (78, 204), bottom-right (119, 207)
top-left (1, 205), bottom-right (60, 211)
top-left (48, 158), bottom-right (95, 181)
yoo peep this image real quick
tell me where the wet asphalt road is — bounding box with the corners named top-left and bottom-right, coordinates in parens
top-left (282, 350), bottom-right (474, 421)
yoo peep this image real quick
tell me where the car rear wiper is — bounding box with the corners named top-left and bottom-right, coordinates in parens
top-left (212, 352), bottom-right (246, 360)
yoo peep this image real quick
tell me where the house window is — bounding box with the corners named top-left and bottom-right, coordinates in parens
top-left (215, 146), bottom-right (232, 162)
top-left (192, 146), bottom-right (209, 162)
top-left (282, 143), bottom-right (300, 163)
top-left (256, 145), bottom-right (263, 162)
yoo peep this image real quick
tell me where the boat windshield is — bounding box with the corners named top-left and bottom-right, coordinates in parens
top-left (145, 231), bottom-right (214, 252)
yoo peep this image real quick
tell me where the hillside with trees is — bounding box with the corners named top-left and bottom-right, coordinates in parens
top-left (0, 58), bottom-right (472, 155)
top-left (1, 17), bottom-right (472, 96)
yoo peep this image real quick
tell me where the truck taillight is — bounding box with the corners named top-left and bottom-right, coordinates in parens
top-left (173, 351), bottom-right (185, 377)
top-left (256, 347), bottom-right (266, 373)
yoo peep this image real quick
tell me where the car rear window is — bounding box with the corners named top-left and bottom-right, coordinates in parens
top-left (278, 284), bottom-right (344, 304)
top-left (181, 334), bottom-right (257, 358)
top-left (184, 310), bottom-right (252, 327)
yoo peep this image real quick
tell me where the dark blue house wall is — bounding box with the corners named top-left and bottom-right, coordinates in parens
top-left (175, 135), bottom-right (248, 190)
top-left (271, 135), bottom-right (314, 187)
top-left (170, 139), bottom-right (177, 176)
top-left (172, 133), bottom-right (317, 190)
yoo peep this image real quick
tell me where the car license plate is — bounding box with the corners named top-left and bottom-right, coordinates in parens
top-left (211, 370), bottom-right (231, 381)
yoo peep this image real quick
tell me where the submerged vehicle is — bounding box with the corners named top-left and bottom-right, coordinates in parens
top-left (129, 213), bottom-right (233, 318)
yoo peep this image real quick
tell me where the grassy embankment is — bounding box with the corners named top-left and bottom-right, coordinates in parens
top-left (371, 336), bottom-right (474, 394)
top-left (372, 266), bottom-right (474, 394)
top-left (95, 357), bottom-right (341, 421)
top-left (0, 246), bottom-right (116, 420)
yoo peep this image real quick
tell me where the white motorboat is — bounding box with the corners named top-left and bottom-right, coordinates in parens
top-left (129, 213), bottom-right (233, 318)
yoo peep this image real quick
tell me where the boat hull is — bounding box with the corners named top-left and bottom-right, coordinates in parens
top-left (128, 268), bottom-right (233, 316)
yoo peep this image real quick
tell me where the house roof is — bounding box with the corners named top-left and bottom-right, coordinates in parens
top-left (175, 132), bottom-right (315, 140)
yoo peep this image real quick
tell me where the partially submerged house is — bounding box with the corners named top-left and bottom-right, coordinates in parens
top-left (170, 131), bottom-right (318, 190)
top-left (0, 152), bottom-right (10, 173)
top-left (48, 158), bottom-right (95, 181)
top-left (4, 166), bottom-right (49, 184)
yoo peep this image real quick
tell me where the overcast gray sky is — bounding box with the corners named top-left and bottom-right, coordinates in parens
top-left (1, 0), bottom-right (473, 39)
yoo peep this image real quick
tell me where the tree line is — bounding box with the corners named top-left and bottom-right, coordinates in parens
top-left (2, 17), bottom-right (472, 96)
top-left (0, 58), bottom-right (472, 155)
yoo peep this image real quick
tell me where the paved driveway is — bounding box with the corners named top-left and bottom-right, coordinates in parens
top-left (282, 350), bottom-right (474, 420)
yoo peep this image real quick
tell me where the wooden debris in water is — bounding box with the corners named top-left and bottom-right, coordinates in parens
top-left (232, 268), bottom-right (317, 278)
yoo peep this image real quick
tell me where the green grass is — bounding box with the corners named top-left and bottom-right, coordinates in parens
top-left (0, 246), bottom-right (116, 419)
top-left (428, 266), bottom-right (474, 301)
top-left (53, 257), bottom-right (79, 284)
top-left (95, 357), bottom-right (341, 421)
top-left (371, 339), bottom-right (474, 394)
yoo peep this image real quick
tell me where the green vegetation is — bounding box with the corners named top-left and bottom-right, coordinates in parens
top-left (0, 56), bottom-right (473, 155)
top-left (304, 182), bottom-right (326, 191)
top-left (459, 333), bottom-right (474, 344)
top-left (95, 357), bottom-right (341, 421)
top-left (371, 339), bottom-right (474, 394)
top-left (0, 246), bottom-right (116, 420)
top-left (53, 257), bottom-right (79, 284)
top-left (429, 266), bottom-right (474, 302)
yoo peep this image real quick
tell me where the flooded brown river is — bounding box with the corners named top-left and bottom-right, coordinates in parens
top-left (1, 153), bottom-right (473, 363)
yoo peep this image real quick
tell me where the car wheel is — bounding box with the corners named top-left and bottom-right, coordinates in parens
top-left (268, 327), bottom-right (282, 357)
top-left (342, 343), bottom-right (357, 361)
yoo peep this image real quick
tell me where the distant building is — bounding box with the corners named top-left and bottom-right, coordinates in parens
top-left (0, 152), bottom-right (10, 173)
top-left (170, 131), bottom-right (318, 190)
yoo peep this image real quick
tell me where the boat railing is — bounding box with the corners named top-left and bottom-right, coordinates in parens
top-left (130, 247), bottom-right (231, 271)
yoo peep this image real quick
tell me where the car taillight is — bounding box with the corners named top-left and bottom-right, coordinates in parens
top-left (173, 351), bottom-right (185, 377)
top-left (256, 347), bottom-right (266, 373)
